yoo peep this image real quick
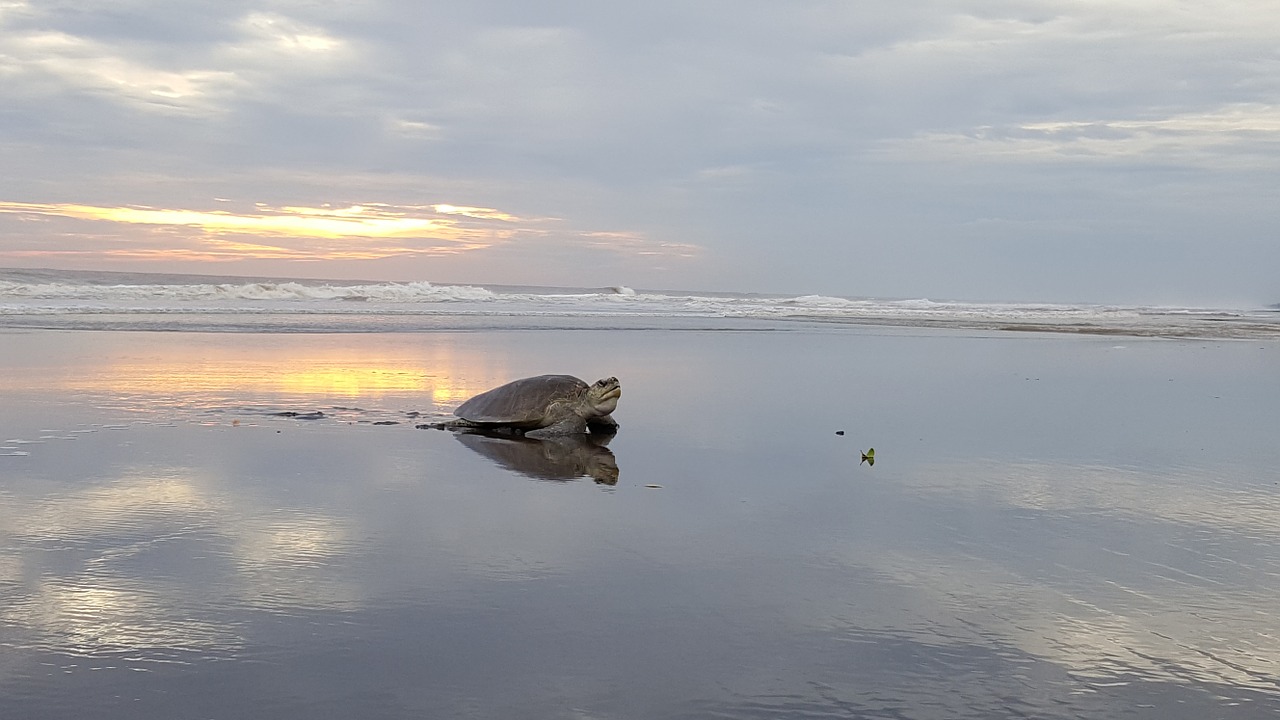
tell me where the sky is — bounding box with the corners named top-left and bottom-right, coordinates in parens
top-left (1, 0), bottom-right (1277, 305)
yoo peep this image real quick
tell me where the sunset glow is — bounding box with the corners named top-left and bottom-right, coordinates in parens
top-left (431, 204), bottom-right (523, 222)
top-left (0, 199), bottom-right (687, 269)
top-left (0, 202), bottom-right (491, 240)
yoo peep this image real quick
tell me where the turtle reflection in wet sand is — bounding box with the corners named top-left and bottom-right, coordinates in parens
top-left (431, 375), bottom-right (621, 437)
top-left (455, 431), bottom-right (620, 485)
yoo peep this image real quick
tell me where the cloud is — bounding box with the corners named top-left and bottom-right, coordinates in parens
top-left (431, 204), bottom-right (523, 222)
top-left (580, 231), bottom-right (701, 259)
top-left (0, 199), bottom-right (697, 267)
top-left (0, 3), bottom-right (363, 123)
top-left (883, 103), bottom-right (1280, 169)
top-left (238, 11), bottom-right (343, 53)
top-left (0, 28), bottom-right (242, 113)
top-left (0, 200), bottom-right (520, 261)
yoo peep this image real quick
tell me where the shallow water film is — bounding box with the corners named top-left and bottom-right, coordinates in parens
top-left (1, 327), bottom-right (1278, 719)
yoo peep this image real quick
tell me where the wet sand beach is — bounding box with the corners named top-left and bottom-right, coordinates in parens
top-left (2, 326), bottom-right (1278, 719)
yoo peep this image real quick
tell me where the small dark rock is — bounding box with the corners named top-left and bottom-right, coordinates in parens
top-left (835, 430), bottom-right (845, 436)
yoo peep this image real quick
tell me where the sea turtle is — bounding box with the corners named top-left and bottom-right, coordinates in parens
top-left (434, 375), bottom-right (621, 437)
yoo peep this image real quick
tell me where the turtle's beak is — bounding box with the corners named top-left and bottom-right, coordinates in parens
top-left (596, 377), bottom-right (621, 400)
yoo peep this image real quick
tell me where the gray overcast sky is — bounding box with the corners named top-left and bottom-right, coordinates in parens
top-left (1, 0), bottom-right (1277, 305)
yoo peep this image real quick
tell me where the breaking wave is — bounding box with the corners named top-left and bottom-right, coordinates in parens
top-left (0, 270), bottom-right (1276, 339)
top-left (0, 279), bottom-right (496, 303)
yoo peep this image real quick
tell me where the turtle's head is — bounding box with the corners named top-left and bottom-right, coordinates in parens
top-left (586, 376), bottom-right (621, 416)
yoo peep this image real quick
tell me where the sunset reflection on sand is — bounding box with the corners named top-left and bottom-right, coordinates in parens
top-left (0, 332), bottom-right (510, 410)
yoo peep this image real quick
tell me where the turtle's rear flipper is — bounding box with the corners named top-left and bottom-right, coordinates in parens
top-left (420, 418), bottom-right (481, 431)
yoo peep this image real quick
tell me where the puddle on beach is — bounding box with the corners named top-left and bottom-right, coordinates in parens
top-left (1, 328), bottom-right (1277, 718)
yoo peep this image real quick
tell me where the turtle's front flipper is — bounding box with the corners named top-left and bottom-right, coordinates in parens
top-left (587, 414), bottom-right (619, 434)
top-left (526, 417), bottom-right (588, 438)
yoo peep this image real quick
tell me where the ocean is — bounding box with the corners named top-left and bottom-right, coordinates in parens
top-left (3, 267), bottom-right (1277, 338)
top-left (2, 267), bottom-right (1278, 719)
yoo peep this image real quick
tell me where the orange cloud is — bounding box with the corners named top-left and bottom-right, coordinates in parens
top-left (0, 200), bottom-right (528, 262)
top-left (580, 231), bottom-right (702, 258)
top-left (0, 199), bottom-right (702, 266)
top-left (430, 204), bottom-right (524, 222)
top-left (0, 201), bottom-right (488, 241)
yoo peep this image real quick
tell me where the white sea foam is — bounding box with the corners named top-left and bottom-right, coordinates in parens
top-left (0, 279), bottom-right (496, 302)
top-left (0, 269), bottom-right (1276, 339)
